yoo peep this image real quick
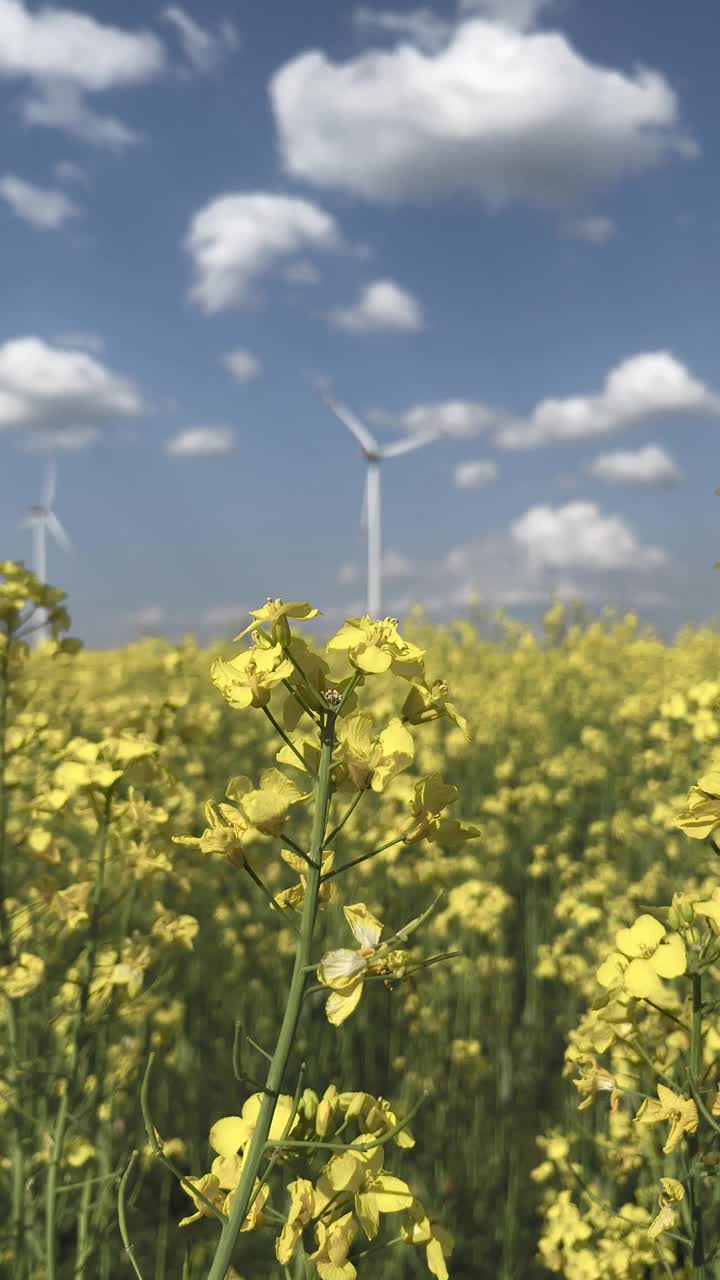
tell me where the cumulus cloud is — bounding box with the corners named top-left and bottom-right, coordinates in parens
top-left (54, 159), bottom-right (89, 185)
top-left (338, 562), bottom-right (359, 585)
top-left (270, 17), bottom-right (696, 207)
top-left (0, 173), bottom-right (81, 227)
top-left (162, 7), bottom-right (240, 74)
top-left (370, 399), bottom-right (508, 438)
top-left (125, 605), bottom-right (166, 630)
top-left (0, 336), bottom-right (142, 439)
top-left (495, 351), bottom-right (720, 449)
top-left (200, 603), bottom-right (247, 628)
top-left (565, 214), bottom-right (615, 243)
top-left (223, 349), bottom-right (261, 382)
top-left (284, 259), bottom-right (321, 284)
top-left (330, 279), bottom-right (423, 332)
top-left (185, 192), bottom-right (342, 312)
top-left (166, 427), bottom-right (234, 456)
top-left (352, 6), bottom-right (451, 51)
top-left (453, 460), bottom-right (497, 488)
top-left (510, 500), bottom-right (667, 572)
top-left (0, 0), bottom-right (165, 145)
top-left (457, 0), bottom-right (556, 29)
top-left (588, 443), bottom-right (682, 487)
top-left (383, 549), bottom-right (413, 577)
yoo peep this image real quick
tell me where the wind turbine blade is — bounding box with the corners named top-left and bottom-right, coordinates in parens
top-left (45, 511), bottom-right (71, 553)
top-left (380, 433), bottom-right (438, 459)
top-left (43, 461), bottom-right (56, 509)
top-left (322, 392), bottom-right (379, 454)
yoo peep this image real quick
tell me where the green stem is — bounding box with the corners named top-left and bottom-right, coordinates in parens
top-left (74, 1175), bottom-right (93, 1280)
top-left (321, 835), bottom-right (404, 882)
top-left (118, 1152), bottom-right (146, 1280)
top-left (262, 705), bottom-right (308, 768)
top-left (322, 788), bottom-right (364, 850)
top-left (45, 792), bottom-right (112, 1280)
top-left (689, 972), bottom-right (706, 1280)
top-left (205, 710), bottom-right (336, 1280)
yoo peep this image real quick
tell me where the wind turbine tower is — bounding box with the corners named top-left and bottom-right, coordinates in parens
top-left (21, 462), bottom-right (71, 646)
top-left (321, 388), bottom-right (439, 619)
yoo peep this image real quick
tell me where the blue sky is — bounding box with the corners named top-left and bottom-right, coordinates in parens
top-left (1, 0), bottom-right (719, 649)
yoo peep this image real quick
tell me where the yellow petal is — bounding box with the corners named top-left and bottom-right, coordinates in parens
top-left (652, 933), bottom-right (686, 979)
top-left (326, 982), bottom-right (364, 1026)
top-left (209, 1116), bottom-right (250, 1158)
top-left (344, 903), bottom-right (383, 950)
top-left (370, 1174), bottom-right (414, 1214)
top-left (623, 959), bottom-right (668, 1002)
top-left (616, 914), bottom-right (665, 958)
top-left (318, 949), bottom-right (367, 990)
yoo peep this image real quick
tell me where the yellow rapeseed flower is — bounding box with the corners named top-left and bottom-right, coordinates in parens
top-left (233, 598), bottom-right (320, 645)
top-left (675, 770), bottom-right (720, 851)
top-left (327, 616), bottom-right (425, 679)
top-left (647, 1177), bottom-right (685, 1240)
top-left (209, 1093), bottom-right (298, 1159)
top-left (403, 774), bottom-right (482, 846)
top-left (596, 914), bottom-right (686, 1001)
top-left (307, 1210), bottom-right (357, 1280)
top-left (402, 679), bottom-right (471, 740)
top-left (633, 1084), bottom-right (698, 1154)
top-left (317, 904), bottom-right (406, 1026)
top-left (211, 641), bottom-right (293, 710)
top-left (335, 712), bottom-right (414, 792)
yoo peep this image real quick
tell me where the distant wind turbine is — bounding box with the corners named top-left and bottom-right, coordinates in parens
top-left (20, 462), bottom-right (71, 646)
top-left (321, 387), bottom-right (438, 618)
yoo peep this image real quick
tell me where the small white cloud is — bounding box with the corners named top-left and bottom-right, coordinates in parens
top-left (0, 336), bottom-right (142, 437)
top-left (54, 160), bottom-right (89, 185)
top-left (185, 191), bottom-right (342, 313)
top-left (0, 174), bottom-right (81, 228)
top-left (352, 6), bottom-right (451, 51)
top-left (223, 349), bottom-right (261, 382)
top-left (510, 500), bottom-right (667, 572)
top-left (565, 214), bottom-right (615, 243)
top-left (383, 549), bottom-right (413, 577)
top-left (20, 81), bottom-right (141, 148)
top-left (457, 0), bottom-right (555, 29)
top-left (588, 443), bottom-right (682, 487)
top-left (495, 351), bottom-right (720, 450)
top-left (330, 279), bottom-right (423, 332)
top-left (201, 603), bottom-right (246, 628)
top-left (453, 460), bottom-right (497, 488)
top-left (338, 562), bottom-right (359, 585)
top-left (162, 7), bottom-right (240, 74)
top-left (166, 427), bottom-right (235, 456)
top-left (371, 399), bottom-right (507, 438)
top-left (23, 426), bottom-right (99, 451)
top-left (126, 605), bottom-right (166, 630)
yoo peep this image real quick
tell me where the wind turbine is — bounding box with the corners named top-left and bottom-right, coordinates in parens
top-left (20, 462), bottom-right (71, 646)
top-left (321, 387), bottom-right (438, 619)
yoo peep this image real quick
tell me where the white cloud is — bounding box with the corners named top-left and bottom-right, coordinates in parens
top-left (0, 336), bottom-right (142, 437)
top-left (166, 427), bottom-right (235, 455)
top-left (23, 425), bottom-right (99, 451)
top-left (185, 192), bottom-right (342, 313)
top-left (352, 6), bottom-right (451, 51)
top-left (19, 80), bottom-right (141, 147)
top-left (162, 7), bottom-right (240, 74)
top-left (588, 443), bottom-right (682, 488)
top-left (495, 351), bottom-right (720, 449)
top-left (454, 459), bottom-right (497, 488)
top-left (54, 159), bottom-right (89, 185)
top-left (201, 603), bottom-right (246, 628)
top-left (223, 349), bottom-right (261, 382)
top-left (0, 0), bottom-right (165, 145)
top-left (270, 18), bottom-right (696, 207)
top-left (126, 605), bottom-right (166, 630)
top-left (338, 562), bottom-right (359, 585)
top-left (370, 399), bottom-right (508, 438)
top-left (457, 0), bottom-right (556, 30)
top-left (383, 549), bottom-right (413, 577)
top-left (510, 500), bottom-right (667, 572)
top-left (0, 173), bottom-right (81, 228)
top-left (330, 279), bottom-right (423, 332)
top-left (565, 214), bottom-right (615, 243)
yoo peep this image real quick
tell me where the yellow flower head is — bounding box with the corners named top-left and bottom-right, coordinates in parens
top-left (209, 1092), bottom-right (299, 1159)
top-left (327, 616), bottom-right (425, 679)
top-left (211, 641), bottom-right (293, 711)
top-left (597, 913), bottom-right (686, 1001)
top-left (648, 1177), bottom-right (685, 1240)
top-left (335, 712), bottom-right (414, 792)
top-left (675, 770), bottom-right (720, 850)
top-left (308, 1211), bottom-right (357, 1280)
top-left (634, 1084), bottom-right (698, 1154)
top-left (317, 903), bottom-right (384, 1026)
top-left (402, 679), bottom-right (471, 740)
top-left (233, 598), bottom-right (320, 646)
top-left (403, 774), bottom-right (481, 846)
